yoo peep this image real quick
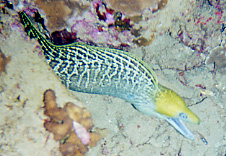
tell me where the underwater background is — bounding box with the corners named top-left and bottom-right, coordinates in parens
top-left (0, 0), bottom-right (226, 155)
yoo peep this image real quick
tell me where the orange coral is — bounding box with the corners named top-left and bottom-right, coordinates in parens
top-left (65, 102), bottom-right (94, 131)
top-left (43, 89), bottom-right (73, 140)
top-left (105, 0), bottom-right (158, 17)
top-left (105, 0), bottom-right (168, 17)
top-left (43, 89), bottom-right (101, 156)
top-left (34, 0), bottom-right (90, 30)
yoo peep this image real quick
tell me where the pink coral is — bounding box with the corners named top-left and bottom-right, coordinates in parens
top-left (73, 121), bottom-right (90, 145)
top-left (71, 18), bottom-right (134, 46)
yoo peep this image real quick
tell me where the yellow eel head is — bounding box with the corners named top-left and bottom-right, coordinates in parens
top-left (154, 85), bottom-right (200, 139)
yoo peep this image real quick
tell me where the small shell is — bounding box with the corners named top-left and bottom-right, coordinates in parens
top-left (200, 89), bottom-right (214, 96)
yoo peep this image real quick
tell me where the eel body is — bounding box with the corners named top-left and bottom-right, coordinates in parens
top-left (18, 11), bottom-right (200, 139)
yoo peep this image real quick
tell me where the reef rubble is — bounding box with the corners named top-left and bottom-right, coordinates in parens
top-left (43, 89), bottom-right (101, 156)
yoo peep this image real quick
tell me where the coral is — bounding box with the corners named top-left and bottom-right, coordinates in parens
top-left (70, 14), bottom-right (135, 47)
top-left (43, 89), bottom-right (101, 156)
top-left (65, 102), bottom-right (94, 131)
top-left (19, 0), bottom-right (144, 48)
top-left (69, 0), bottom-right (136, 48)
top-left (0, 49), bottom-right (10, 76)
top-left (105, 0), bottom-right (158, 17)
top-left (18, 0), bottom-right (156, 49)
top-left (43, 89), bottom-right (73, 140)
top-left (34, 0), bottom-right (90, 30)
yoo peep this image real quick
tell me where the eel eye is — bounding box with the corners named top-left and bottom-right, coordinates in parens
top-left (179, 113), bottom-right (187, 119)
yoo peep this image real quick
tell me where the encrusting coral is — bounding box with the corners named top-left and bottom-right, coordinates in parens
top-left (0, 49), bottom-right (10, 76)
top-left (104, 0), bottom-right (168, 17)
top-left (34, 0), bottom-right (90, 30)
top-left (43, 89), bottom-right (101, 156)
top-left (105, 0), bottom-right (158, 17)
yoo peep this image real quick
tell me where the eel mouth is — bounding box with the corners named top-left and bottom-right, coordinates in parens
top-left (165, 117), bottom-right (195, 140)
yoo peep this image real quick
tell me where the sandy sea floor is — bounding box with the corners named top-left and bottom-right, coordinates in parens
top-left (0, 0), bottom-right (226, 156)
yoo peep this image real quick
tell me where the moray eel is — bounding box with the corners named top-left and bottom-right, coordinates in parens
top-left (18, 11), bottom-right (200, 139)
